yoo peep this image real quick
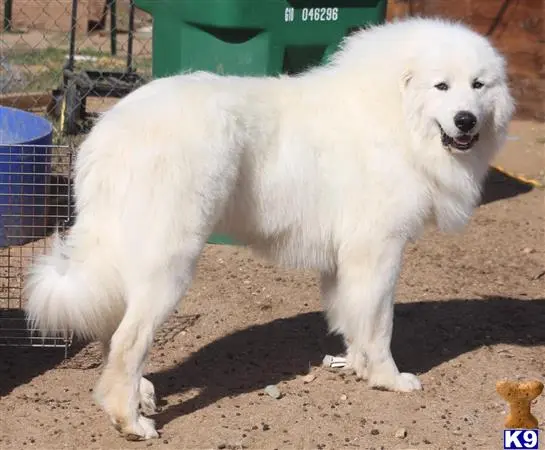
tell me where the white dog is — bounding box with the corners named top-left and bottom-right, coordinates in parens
top-left (24, 17), bottom-right (514, 439)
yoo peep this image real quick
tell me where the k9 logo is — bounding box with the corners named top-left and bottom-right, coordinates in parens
top-left (503, 429), bottom-right (539, 450)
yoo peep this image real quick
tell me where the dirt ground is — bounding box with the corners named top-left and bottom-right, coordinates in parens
top-left (0, 119), bottom-right (544, 450)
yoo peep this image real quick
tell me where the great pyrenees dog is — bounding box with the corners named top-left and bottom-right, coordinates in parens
top-left (25, 17), bottom-right (514, 439)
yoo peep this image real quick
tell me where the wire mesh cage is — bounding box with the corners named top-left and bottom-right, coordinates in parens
top-left (0, 0), bottom-right (152, 356)
top-left (0, 142), bottom-right (74, 356)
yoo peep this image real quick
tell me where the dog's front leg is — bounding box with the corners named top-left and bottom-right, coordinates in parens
top-left (327, 236), bottom-right (422, 392)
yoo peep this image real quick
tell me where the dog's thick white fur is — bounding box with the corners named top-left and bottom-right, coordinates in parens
top-left (24, 17), bottom-right (514, 439)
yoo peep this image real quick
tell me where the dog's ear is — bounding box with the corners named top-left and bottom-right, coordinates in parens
top-left (493, 79), bottom-right (515, 131)
top-left (492, 55), bottom-right (515, 131)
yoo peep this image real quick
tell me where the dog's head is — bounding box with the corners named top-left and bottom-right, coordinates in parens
top-left (400, 21), bottom-right (514, 157)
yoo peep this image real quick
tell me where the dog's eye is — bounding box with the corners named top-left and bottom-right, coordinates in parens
top-left (434, 82), bottom-right (449, 91)
top-left (472, 79), bottom-right (485, 89)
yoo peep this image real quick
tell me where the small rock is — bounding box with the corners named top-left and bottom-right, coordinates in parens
top-left (395, 428), bottom-right (408, 439)
top-left (264, 384), bottom-right (282, 399)
top-left (217, 444), bottom-right (227, 450)
top-left (371, 429), bottom-right (380, 435)
top-left (340, 394), bottom-right (348, 401)
top-left (303, 374), bottom-right (316, 384)
top-left (523, 247), bottom-right (535, 254)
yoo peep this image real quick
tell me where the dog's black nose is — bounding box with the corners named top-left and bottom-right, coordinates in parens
top-left (454, 111), bottom-right (477, 133)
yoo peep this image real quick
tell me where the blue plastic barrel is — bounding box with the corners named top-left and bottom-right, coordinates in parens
top-left (0, 106), bottom-right (53, 247)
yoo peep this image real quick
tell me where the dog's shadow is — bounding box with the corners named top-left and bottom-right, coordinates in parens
top-left (149, 296), bottom-right (545, 429)
top-left (480, 167), bottom-right (535, 205)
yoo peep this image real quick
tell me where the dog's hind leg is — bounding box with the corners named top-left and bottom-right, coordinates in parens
top-left (100, 338), bottom-right (157, 416)
top-left (94, 243), bottom-right (202, 440)
top-left (327, 237), bottom-right (422, 392)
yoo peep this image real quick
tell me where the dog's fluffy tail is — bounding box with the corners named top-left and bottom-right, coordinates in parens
top-left (24, 229), bottom-right (124, 341)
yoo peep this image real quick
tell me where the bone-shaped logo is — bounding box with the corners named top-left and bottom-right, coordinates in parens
top-left (496, 379), bottom-right (544, 429)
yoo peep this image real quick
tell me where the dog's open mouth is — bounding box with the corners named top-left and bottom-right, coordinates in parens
top-left (438, 124), bottom-right (479, 152)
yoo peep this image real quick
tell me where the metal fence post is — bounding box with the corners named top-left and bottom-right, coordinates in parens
top-left (3, 0), bottom-right (12, 31)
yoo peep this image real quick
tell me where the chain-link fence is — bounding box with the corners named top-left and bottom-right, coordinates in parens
top-left (1, 0), bottom-right (152, 139)
top-left (0, 0), bottom-right (152, 352)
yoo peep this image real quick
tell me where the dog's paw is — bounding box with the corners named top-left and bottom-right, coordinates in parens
top-left (394, 372), bottom-right (422, 392)
top-left (369, 371), bottom-right (422, 392)
top-left (344, 350), bottom-right (368, 380)
top-left (123, 416), bottom-right (159, 441)
top-left (139, 377), bottom-right (157, 416)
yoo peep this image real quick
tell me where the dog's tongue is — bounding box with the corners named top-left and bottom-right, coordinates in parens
top-left (454, 135), bottom-right (472, 145)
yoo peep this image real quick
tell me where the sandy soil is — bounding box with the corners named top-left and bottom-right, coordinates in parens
top-left (0, 119), bottom-right (544, 450)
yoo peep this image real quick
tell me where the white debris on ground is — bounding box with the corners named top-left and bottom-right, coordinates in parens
top-left (322, 354), bottom-right (348, 369)
top-left (264, 384), bottom-right (282, 399)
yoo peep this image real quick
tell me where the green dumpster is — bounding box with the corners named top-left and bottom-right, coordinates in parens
top-left (134, 0), bottom-right (388, 244)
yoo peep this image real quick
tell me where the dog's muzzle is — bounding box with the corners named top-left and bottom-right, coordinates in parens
top-left (438, 123), bottom-right (480, 153)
